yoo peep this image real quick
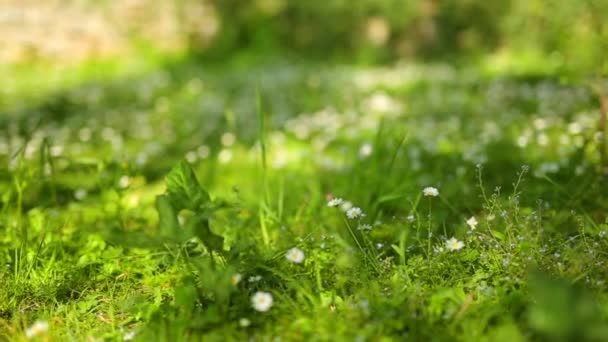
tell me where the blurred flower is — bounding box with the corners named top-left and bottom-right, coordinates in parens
top-left (340, 201), bottom-right (353, 212)
top-left (285, 247), bottom-right (305, 263)
top-left (466, 216), bottom-right (478, 230)
top-left (74, 188), bottom-right (88, 201)
top-left (346, 207), bottom-right (365, 219)
top-left (231, 273), bottom-right (243, 286)
top-left (248, 275), bottom-right (262, 283)
top-left (366, 17), bottom-right (390, 46)
top-left (423, 187), bottom-right (439, 197)
top-left (123, 330), bottom-right (136, 341)
top-left (446, 237), bottom-right (464, 251)
top-left (358, 224), bottom-right (372, 231)
top-left (252, 291), bottom-right (273, 312)
top-left (358, 143), bottom-right (373, 158)
top-left (118, 175), bottom-right (130, 189)
top-left (239, 318), bottom-right (251, 327)
top-left (327, 198), bottom-right (344, 207)
top-left (25, 320), bottom-right (49, 339)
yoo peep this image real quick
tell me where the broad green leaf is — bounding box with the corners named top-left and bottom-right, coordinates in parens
top-left (184, 213), bottom-right (224, 254)
top-left (156, 194), bottom-right (180, 236)
top-left (165, 161), bottom-right (210, 210)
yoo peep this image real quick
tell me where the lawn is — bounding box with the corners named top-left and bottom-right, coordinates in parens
top-left (1, 53), bottom-right (608, 341)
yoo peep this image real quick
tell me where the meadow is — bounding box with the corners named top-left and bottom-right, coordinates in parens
top-left (1, 50), bottom-right (608, 341)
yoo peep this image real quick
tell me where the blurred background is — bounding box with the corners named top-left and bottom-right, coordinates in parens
top-left (1, 0), bottom-right (606, 70)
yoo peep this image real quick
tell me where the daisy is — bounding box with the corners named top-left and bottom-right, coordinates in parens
top-left (285, 247), bottom-right (305, 263)
top-left (251, 291), bottom-right (273, 312)
top-left (445, 237), bottom-right (465, 251)
top-left (346, 207), bottom-right (365, 219)
top-left (327, 198), bottom-right (344, 207)
top-left (25, 320), bottom-right (49, 339)
top-left (466, 216), bottom-right (478, 230)
top-left (423, 187), bottom-right (439, 197)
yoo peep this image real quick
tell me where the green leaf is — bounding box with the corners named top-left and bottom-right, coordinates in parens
top-left (184, 213), bottom-right (224, 254)
top-left (155, 194), bottom-right (181, 240)
top-left (165, 161), bottom-right (210, 211)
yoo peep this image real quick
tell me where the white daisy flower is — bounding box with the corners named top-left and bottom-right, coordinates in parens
top-left (25, 320), bottom-right (49, 339)
top-left (346, 207), bottom-right (365, 219)
top-left (327, 198), bottom-right (344, 207)
top-left (251, 291), bottom-right (273, 312)
top-left (423, 187), bottom-right (439, 197)
top-left (466, 216), bottom-right (478, 230)
top-left (285, 247), bottom-right (305, 264)
top-left (445, 237), bottom-right (465, 251)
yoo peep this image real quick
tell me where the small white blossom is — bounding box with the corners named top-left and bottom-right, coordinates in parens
top-left (466, 216), bottom-right (478, 230)
top-left (358, 143), bottom-right (373, 158)
top-left (423, 187), bottom-right (439, 197)
top-left (445, 237), bottom-right (465, 251)
top-left (118, 175), bottom-right (130, 189)
top-left (346, 207), bottom-right (365, 219)
top-left (327, 198), bottom-right (344, 207)
top-left (248, 275), bottom-right (262, 283)
top-left (74, 188), bottom-right (88, 200)
top-left (406, 215), bottom-right (415, 222)
top-left (340, 201), bottom-right (353, 212)
top-left (123, 330), bottom-right (136, 341)
top-left (239, 318), bottom-right (251, 327)
top-left (25, 320), bottom-right (49, 339)
top-left (358, 224), bottom-right (372, 231)
top-left (285, 247), bottom-right (305, 264)
top-left (251, 291), bottom-right (274, 312)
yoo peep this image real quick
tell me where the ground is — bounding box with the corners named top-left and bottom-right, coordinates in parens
top-left (1, 54), bottom-right (608, 341)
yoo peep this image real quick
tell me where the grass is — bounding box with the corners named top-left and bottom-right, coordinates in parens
top-left (1, 53), bottom-right (608, 341)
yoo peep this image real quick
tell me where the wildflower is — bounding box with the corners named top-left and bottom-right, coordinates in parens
top-left (340, 201), bottom-right (353, 212)
top-left (251, 291), bottom-right (273, 312)
top-left (445, 237), bottom-right (465, 251)
top-left (346, 207), bottom-right (365, 219)
top-left (74, 188), bottom-right (88, 201)
top-left (231, 273), bottom-right (243, 286)
top-left (123, 330), bottom-right (136, 341)
top-left (248, 275), bottom-right (262, 283)
top-left (358, 224), bottom-right (372, 231)
top-left (25, 320), bottom-right (49, 339)
top-left (466, 216), bottom-right (478, 230)
top-left (327, 198), bottom-right (344, 207)
top-left (239, 318), bottom-right (251, 327)
top-left (423, 187), bottom-right (439, 197)
top-left (118, 175), bottom-right (130, 189)
top-left (285, 247), bottom-right (305, 264)
top-left (406, 215), bottom-right (415, 222)
top-left (358, 143), bottom-right (373, 158)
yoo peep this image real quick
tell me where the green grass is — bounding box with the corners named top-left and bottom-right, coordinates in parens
top-left (1, 54), bottom-right (608, 341)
